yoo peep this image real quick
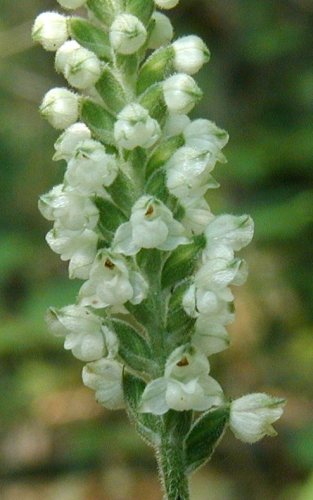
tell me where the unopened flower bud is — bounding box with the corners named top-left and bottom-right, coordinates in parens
top-left (53, 122), bottom-right (91, 161)
top-left (110, 14), bottom-right (147, 55)
top-left (148, 12), bottom-right (174, 49)
top-left (155, 0), bottom-right (179, 9)
top-left (56, 41), bottom-right (101, 89)
top-left (230, 393), bottom-right (285, 443)
top-left (114, 103), bottom-right (161, 150)
top-left (163, 74), bottom-right (202, 114)
top-left (57, 0), bottom-right (86, 9)
top-left (40, 87), bottom-right (79, 129)
top-left (173, 35), bottom-right (210, 75)
top-left (32, 12), bottom-right (69, 51)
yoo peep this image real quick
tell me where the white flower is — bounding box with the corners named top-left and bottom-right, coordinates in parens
top-left (46, 305), bottom-right (118, 362)
top-left (40, 87), bottom-right (79, 129)
top-left (154, 0), bottom-right (179, 9)
top-left (79, 251), bottom-right (148, 309)
top-left (183, 283), bottom-right (234, 318)
top-left (173, 35), bottom-right (210, 75)
top-left (57, 0), bottom-right (87, 9)
top-left (163, 74), bottom-right (203, 114)
top-left (195, 257), bottom-right (248, 291)
top-left (113, 195), bottom-right (188, 255)
top-left (82, 358), bottom-right (125, 410)
top-left (148, 12), bottom-right (174, 49)
top-left (230, 393), bottom-right (285, 443)
top-left (165, 146), bottom-right (219, 200)
top-left (110, 14), bottom-right (147, 55)
top-left (204, 214), bottom-right (254, 258)
top-left (38, 184), bottom-right (99, 230)
top-left (163, 113), bottom-right (191, 138)
top-left (192, 321), bottom-right (230, 356)
top-left (114, 103), bottom-right (161, 150)
top-left (46, 226), bottom-right (98, 279)
top-left (140, 346), bottom-right (224, 414)
top-left (53, 122), bottom-right (91, 161)
top-left (65, 139), bottom-right (118, 195)
top-left (180, 196), bottom-right (213, 236)
top-left (32, 12), bottom-right (68, 51)
top-left (55, 41), bottom-right (101, 89)
top-left (183, 119), bottom-right (229, 153)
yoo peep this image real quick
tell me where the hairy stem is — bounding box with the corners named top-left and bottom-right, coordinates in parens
top-left (157, 431), bottom-right (190, 500)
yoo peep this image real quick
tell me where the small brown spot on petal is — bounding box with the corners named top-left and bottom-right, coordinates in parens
top-left (104, 258), bottom-right (115, 270)
top-left (176, 356), bottom-right (189, 367)
top-left (145, 205), bottom-right (154, 217)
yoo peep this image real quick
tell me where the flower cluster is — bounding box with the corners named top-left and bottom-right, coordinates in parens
top-left (34, 0), bottom-right (284, 460)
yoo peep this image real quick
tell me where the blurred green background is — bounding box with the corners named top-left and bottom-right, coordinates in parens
top-left (0, 0), bottom-right (313, 498)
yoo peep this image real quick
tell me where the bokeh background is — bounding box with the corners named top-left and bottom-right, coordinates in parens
top-left (1, 0), bottom-right (313, 498)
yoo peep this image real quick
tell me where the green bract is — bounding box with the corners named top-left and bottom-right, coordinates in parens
top-left (34, 2), bottom-right (285, 499)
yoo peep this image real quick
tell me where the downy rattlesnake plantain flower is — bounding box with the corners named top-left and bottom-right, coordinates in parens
top-left (33, 1), bottom-right (285, 498)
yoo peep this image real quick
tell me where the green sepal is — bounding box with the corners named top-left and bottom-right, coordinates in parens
top-left (144, 168), bottom-right (169, 204)
top-left (106, 170), bottom-right (137, 216)
top-left (139, 83), bottom-right (167, 123)
top-left (87, 0), bottom-right (122, 26)
top-left (184, 406), bottom-right (230, 474)
top-left (166, 280), bottom-right (195, 347)
top-left (137, 46), bottom-right (175, 95)
top-left (161, 234), bottom-right (206, 289)
top-left (69, 17), bottom-right (111, 60)
top-left (123, 371), bottom-right (161, 447)
top-left (110, 319), bottom-right (155, 373)
top-left (80, 99), bottom-right (115, 145)
top-left (116, 54), bottom-right (138, 86)
top-left (95, 67), bottom-right (127, 114)
top-left (94, 196), bottom-right (127, 239)
top-left (124, 0), bottom-right (154, 26)
top-left (145, 135), bottom-right (185, 179)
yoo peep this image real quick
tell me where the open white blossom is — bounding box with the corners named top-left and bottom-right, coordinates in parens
top-left (40, 87), bottom-right (79, 129)
top-left (173, 35), bottom-right (210, 75)
top-left (180, 196), bottom-right (213, 236)
top-left (55, 41), bottom-right (102, 89)
top-left (148, 12), bottom-right (174, 49)
top-left (38, 184), bottom-right (99, 230)
top-left (79, 251), bottom-right (148, 309)
top-left (110, 13), bottom-right (147, 55)
top-left (46, 305), bottom-right (118, 362)
top-left (113, 195), bottom-right (188, 255)
top-left (163, 74), bottom-right (203, 114)
top-left (83, 358), bottom-right (125, 409)
top-left (204, 214), bottom-right (254, 259)
top-left (32, 12), bottom-right (68, 51)
top-left (230, 394), bottom-right (286, 443)
top-left (46, 226), bottom-right (98, 279)
top-left (166, 146), bottom-right (220, 200)
top-left (140, 346), bottom-right (224, 414)
top-left (65, 139), bottom-right (118, 195)
top-left (183, 119), bottom-right (229, 152)
top-left (53, 122), bottom-right (91, 161)
top-left (114, 103), bottom-right (161, 150)
top-left (192, 321), bottom-right (230, 356)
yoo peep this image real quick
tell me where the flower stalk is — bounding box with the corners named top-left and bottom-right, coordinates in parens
top-left (33, 1), bottom-right (285, 498)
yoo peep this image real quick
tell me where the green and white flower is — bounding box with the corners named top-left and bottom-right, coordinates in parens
top-left (110, 13), bottom-right (147, 55)
top-left (40, 87), bottom-right (79, 129)
top-left (79, 251), bottom-right (148, 309)
top-left (53, 122), bottom-right (91, 161)
top-left (65, 139), bottom-right (118, 195)
top-left (82, 358), bottom-right (125, 409)
top-left (56, 40), bottom-right (102, 89)
top-left (114, 103), bottom-right (161, 150)
top-left (113, 195), bottom-right (188, 255)
top-left (32, 12), bottom-right (68, 51)
top-left (230, 394), bottom-right (286, 443)
top-left (173, 35), bottom-right (210, 75)
top-left (163, 73), bottom-right (203, 114)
